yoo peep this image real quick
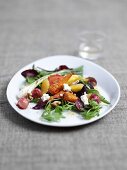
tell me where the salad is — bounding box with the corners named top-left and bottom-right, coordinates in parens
top-left (16, 65), bottom-right (110, 122)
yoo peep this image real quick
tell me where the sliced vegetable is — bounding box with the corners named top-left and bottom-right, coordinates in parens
top-left (61, 73), bottom-right (72, 84)
top-left (33, 99), bottom-right (47, 110)
top-left (48, 73), bottom-right (72, 95)
top-left (70, 84), bottom-right (84, 92)
top-left (63, 92), bottom-right (78, 102)
top-left (48, 74), bottom-right (63, 85)
top-left (76, 85), bottom-right (87, 97)
top-left (50, 90), bottom-right (65, 100)
top-left (48, 83), bottom-right (63, 95)
top-left (32, 88), bottom-right (42, 98)
top-left (85, 77), bottom-right (97, 86)
top-left (41, 79), bottom-right (50, 94)
top-left (75, 99), bottom-right (84, 111)
top-left (89, 94), bottom-right (100, 104)
top-left (16, 97), bottom-right (29, 109)
top-left (67, 75), bottom-right (81, 85)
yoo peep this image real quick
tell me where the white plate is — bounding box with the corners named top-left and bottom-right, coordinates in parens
top-left (6, 55), bottom-right (120, 127)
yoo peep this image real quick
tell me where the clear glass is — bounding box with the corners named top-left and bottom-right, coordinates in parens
top-left (78, 31), bottom-right (105, 60)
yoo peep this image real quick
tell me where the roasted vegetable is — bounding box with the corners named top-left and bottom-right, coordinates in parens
top-left (41, 79), bottom-right (50, 94)
top-left (48, 74), bottom-right (72, 95)
top-left (70, 84), bottom-right (84, 92)
top-left (67, 75), bottom-right (81, 85)
top-left (63, 92), bottom-right (78, 102)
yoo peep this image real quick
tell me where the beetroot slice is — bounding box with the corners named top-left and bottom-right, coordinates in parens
top-left (32, 99), bottom-right (47, 110)
top-left (76, 85), bottom-right (87, 98)
top-left (75, 99), bottom-right (84, 111)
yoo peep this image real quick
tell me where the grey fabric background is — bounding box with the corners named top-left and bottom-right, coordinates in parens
top-left (0, 0), bottom-right (127, 170)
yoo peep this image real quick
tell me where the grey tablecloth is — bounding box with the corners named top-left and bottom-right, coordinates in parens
top-left (0, 0), bottom-right (127, 170)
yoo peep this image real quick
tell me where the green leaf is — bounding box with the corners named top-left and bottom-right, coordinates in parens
top-left (87, 89), bottom-right (99, 95)
top-left (87, 89), bottom-right (110, 104)
top-left (62, 102), bottom-right (76, 111)
top-left (100, 96), bottom-right (110, 104)
top-left (41, 103), bottom-right (64, 122)
top-left (81, 108), bottom-right (100, 120)
top-left (72, 65), bottom-right (84, 76)
top-left (89, 100), bottom-right (99, 107)
top-left (41, 101), bottom-right (75, 122)
top-left (38, 70), bottom-right (53, 77)
top-left (42, 111), bottom-right (63, 122)
top-left (30, 98), bottom-right (40, 103)
top-left (26, 77), bottom-right (37, 84)
top-left (36, 65), bottom-right (84, 77)
top-left (81, 99), bottom-right (101, 120)
top-left (55, 105), bottom-right (63, 113)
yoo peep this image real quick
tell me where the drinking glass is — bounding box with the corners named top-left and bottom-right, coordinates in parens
top-left (78, 31), bottom-right (105, 60)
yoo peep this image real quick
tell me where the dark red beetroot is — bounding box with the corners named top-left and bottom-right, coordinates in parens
top-left (76, 85), bottom-right (87, 97)
top-left (17, 97), bottom-right (29, 109)
top-left (86, 77), bottom-right (97, 86)
top-left (32, 88), bottom-right (42, 98)
top-left (32, 99), bottom-right (47, 110)
top-left (87, 82), bottom-right (94, 89)
top-left (75, 99), bottom-right (84, 111)
top-left (89, 94), bottom-right (100, 104)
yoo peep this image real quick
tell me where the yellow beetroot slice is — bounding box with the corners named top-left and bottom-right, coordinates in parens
top-left (41, 79), bottom-right (50, 94)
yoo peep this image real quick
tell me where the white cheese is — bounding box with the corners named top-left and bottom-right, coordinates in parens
top-left (60, 93), bottom-right (63, 97)
top-left (63, 84), bottom-right (71, 92)
top-left (41, 93), bottom-right (50, 102)
top-left (80, 92), bottom-right (89, 105)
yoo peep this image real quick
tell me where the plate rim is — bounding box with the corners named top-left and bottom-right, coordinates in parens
top-left (6, 55), bottom-right (121, 127)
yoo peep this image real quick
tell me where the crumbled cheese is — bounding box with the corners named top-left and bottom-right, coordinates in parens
top-left (63, 84), bottom-right (71, 91)
top-left (80, 92), bottom-right (89, 105)
top-left (60, 93), bottom-right (63, 97)
top-left (41, 93), bottom-right (50, 101)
